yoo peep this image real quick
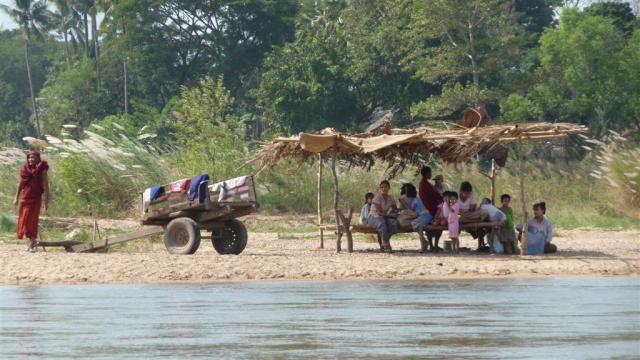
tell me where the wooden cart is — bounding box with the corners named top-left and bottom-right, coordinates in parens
top-left (40, 175), bottom-right (259, 255)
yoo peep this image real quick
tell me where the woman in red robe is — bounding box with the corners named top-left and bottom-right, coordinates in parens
top-left (13, 151), bottom-right (49, 252)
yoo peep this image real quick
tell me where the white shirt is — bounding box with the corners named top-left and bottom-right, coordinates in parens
top-left (480, 204), bottom-right (505, 221)
top-left (459, 194), bottom-right (477, 212)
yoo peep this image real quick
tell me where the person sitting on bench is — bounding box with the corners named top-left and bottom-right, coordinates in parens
top-left (525, 202), bottom-right (557, 255)
top-left (367, 180), bottom-right (399, 252)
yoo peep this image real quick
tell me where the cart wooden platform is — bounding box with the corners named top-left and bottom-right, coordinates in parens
top-left (38, 175), bottom-right (259, 255)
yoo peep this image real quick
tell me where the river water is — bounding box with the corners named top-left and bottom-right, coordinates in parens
top-left (1, 277), bottom-right (638, 359)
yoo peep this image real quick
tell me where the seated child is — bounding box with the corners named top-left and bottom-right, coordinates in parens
top-left (432, 191), bottom-right (451, 226)
top-left (400, 184), bottom-right (432, 252)
top-left (359, 192), bottom-right (375, 225)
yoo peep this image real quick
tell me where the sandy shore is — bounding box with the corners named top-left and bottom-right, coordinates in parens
top-left (1, 227), bottom-right (639, 285)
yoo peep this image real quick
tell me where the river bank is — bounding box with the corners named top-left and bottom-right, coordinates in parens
top-left (1, 227), bottom-right (638, 285)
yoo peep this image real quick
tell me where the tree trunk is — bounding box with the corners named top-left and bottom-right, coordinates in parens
top-left (63, 30), bottom-right (71, 67)
top-left (24, 40), bottom-right (40, 137)
top-left (123, 61), bottom-right (129, 114)
top-left (83, 12), bottom-right (90, 57)
top-left (317, 154), bottom-right (324, 249)
top-left (92, 12), bottom-right (100, 86)
top-left (122, 24), bottom-right (129, 114)
top-left (490, 159), bottom-right (497, 205)
top-left (330, 142), bottom-right (341, 252)
top-left (468, 21), bottom-right (480, 103)
top-left (518, 144), bottom-right (528, 255)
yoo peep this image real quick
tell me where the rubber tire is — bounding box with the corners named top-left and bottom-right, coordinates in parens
top-left (211, 219), bottom-right (248, 255)
top-left (164, 217), bottom-right (201, 255)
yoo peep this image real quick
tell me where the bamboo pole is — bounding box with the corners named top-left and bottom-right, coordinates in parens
top-left (518, 144), bottom-right (528, 255)
top-left (490, 159), bottom-right (497, 205)
top-left (317, 154), bottom-right (324, 249)
top-left (330, 142), bottom-right (342, 252)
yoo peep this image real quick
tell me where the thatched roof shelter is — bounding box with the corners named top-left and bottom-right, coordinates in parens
top-left (253, 122), bottom-right (588, 254)
top-left (253, 122), bottom-right (588, 171)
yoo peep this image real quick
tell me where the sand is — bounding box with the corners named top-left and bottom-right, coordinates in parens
top-left (1, 221), bottom-right (639, 285)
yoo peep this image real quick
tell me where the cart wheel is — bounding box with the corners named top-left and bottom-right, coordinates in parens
top-left (164, 217), bottom-right (201, 255)
top-left (211, 219), bottom-right (247, 255)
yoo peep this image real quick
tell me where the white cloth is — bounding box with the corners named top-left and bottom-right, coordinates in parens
top-left (480, 204), bottom-right (505, 222)
top-left (459, 194), bottom-right (477, 212)
top-left (371, 194), bottom-right (396, 217)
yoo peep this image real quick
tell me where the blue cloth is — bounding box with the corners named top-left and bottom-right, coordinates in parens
top-left (412, 212), bottom-right (433, 231)
top-left (409, 197), bottom-right (426, 214)
top-left (408, 197), bottom-right (431, 231)
top-left (149, 186), bottom-right (164, 201)
top-left (359, 204), bottom-right (371, 225)
top-left (188, 174), bottom-right (210, 202)
top-left (527, 217), bottom-right (553, 255)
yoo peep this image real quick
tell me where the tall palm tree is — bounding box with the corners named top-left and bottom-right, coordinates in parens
top-left (70, 0), bottom-right (90, 57)
top-left (50, 0), bottom-right (81, 67)
top-left (0, 0), bottom-right (50, 137)
top-left (99, 0), bottom-right (128, 113)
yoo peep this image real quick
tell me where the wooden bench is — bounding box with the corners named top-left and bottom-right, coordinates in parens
top-left (319, 209), bottom-right (502, 252)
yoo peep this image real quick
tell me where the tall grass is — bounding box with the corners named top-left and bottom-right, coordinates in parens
top-left (0, 124), bottom-right (173, 218)
top-left (0, 212), bottom-right (15, 233)
top-left (256, 153), bottom-right (640, 230)
top-left (1, 124), bottom-right (638, 230)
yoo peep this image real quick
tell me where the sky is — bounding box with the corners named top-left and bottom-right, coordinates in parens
top-left (0, 0), bottom-right (14, 30)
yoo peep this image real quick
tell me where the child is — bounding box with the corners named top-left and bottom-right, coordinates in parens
top-left (359, 192), bottom-right (375, 225)
top-left (432, 191), bottom-right (450, 226)
top-left (499, 194), bottom-right (517, 254)
top-left (434, 174), bottom-right (447, 195)
top-left (447, 191), bottom-right (460, 253)
top-left (400, 184), bottom-right (432, 252)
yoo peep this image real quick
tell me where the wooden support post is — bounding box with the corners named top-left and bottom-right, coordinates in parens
top-left (330, 142), bottom-right (341, 252)
top-left (337, 208), bottom-right (354, 253)
top-left (317, 154), bottom-right (324, 249)
top-left (490, 159), bottom-right (497, 205)
top-left (518, 144), bottom-right (528, 255)
top-left (346, 208), bottom-right (354, 253)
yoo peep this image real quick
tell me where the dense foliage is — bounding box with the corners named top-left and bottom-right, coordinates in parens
top-left (0, 0), bottom-right (637, 143)
top-left (0, 0), bottom-right (639, 224)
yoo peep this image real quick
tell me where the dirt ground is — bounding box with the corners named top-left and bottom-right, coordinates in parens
top-left (1, 222), bottom-right (639, 285)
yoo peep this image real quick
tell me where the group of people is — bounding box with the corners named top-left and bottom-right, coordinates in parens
top-left (359, 166), bottom-right (556, 255)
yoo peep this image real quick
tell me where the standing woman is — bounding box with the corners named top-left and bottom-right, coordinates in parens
top-left (13, 151), bottom-right (49, 252)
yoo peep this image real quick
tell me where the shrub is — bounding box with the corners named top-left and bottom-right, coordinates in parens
top-left (0, 212), bottom-right (16, 233)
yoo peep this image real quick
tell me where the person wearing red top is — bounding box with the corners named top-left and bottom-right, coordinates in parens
top-left (13, 151), bottom-right (49, 252)
top-left (419, 166), bottom-right (444, 251)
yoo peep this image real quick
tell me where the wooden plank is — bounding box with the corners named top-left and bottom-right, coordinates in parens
top-left (320, 221), bottom-right (502, 234)
top-left (72, 226), bottom-right (164, 252)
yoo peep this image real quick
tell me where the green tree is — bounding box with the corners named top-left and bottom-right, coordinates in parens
top-left (341, 0), bottom-right (434, 125)
top-left (585, 1), bottom-right (637, 38)
top-left (173, 76), bottom-right (246, 181)
top-left (533, 9), bottom-right (638, 136)
top-left (38, 59), bottom-right (109, 134)
top-left (0, 0), bottom-right (51, 137)
top-left (50, 0), bottom-right (85, 66)
top-left (103, 0), bottom-right (298, 110)
top-left (406, 0), bottom-right (525, 118)
top-left (257, 2), bottom-right (359, 132)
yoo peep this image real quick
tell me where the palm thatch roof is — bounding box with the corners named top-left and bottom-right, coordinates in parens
top-left (253, 122), bottom-right (588, 172)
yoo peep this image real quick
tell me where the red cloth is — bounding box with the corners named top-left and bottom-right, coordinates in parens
top-left (17, 197), bottom-right (41, 239)
top-left (419, 177), bottom-right (443, 217)
top-left (19, 151), bottom-right (49, 200)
